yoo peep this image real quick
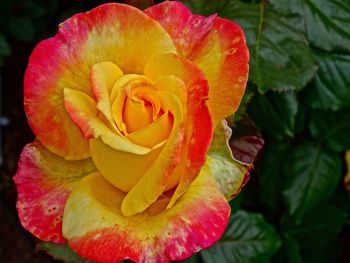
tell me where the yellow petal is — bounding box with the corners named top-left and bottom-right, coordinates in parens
top-left (110, 74), bottom-right (153, 134)
top-left (145, 53), bottom-right (213, 206)
top-left (123, 96), bottom-right (153, 133)
top-left (131, 86), bottom-right (162, 120)
top-left (154, 75), bottom-right (187, 112)
top-left (110, 74), bottom-right (152, 102)
top-left (90, 139), bottom-right (162, 192)
top-left (121, 91), bottom-right (185, 216)
top-left (63, 88), bottom-right (150, 155)
top-left (91, 62), bottom-right (123, 131)
top-left (126, 112), bottom-right (172, 148)
top-left (62, 169), bottom-right (229, 262)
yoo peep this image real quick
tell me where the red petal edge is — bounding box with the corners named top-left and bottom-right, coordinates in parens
top-left (14, 141), bottom-right (95, 243)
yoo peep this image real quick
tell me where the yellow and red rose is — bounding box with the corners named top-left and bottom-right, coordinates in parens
top-left (14, 1), bottom-right (250, 262)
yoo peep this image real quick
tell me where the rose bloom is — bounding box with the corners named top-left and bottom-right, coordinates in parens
top-left (14, 1), bottom-right (250, 262)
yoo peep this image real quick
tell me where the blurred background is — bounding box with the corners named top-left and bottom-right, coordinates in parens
top-left (0, 0), bottom-right (349, 262)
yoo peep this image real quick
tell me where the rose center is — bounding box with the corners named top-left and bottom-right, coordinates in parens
top-left (123, 95), bottom-right (153, 133)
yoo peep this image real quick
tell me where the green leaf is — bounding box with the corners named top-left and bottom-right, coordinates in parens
top-left (269, 0), bottom-right (350, 53)
top-left (201, 210), bottom-right (281, 263)
top-left (272, 234), bottom-right (303, 263)
top-left (282, 143), bottom-right (342, 221)
top-left (37, 241), bottom-right (92, 263)
top-left (302, 52), bottom-right (350, 111)
top-left (294, 101), bottom-right (305, 134)
top-left (281, 204), bottom-right (347, 250)
top-left (280, 235), bottom-right (303, 263)
top-left (309, 108), bottom-right (350, 152)
top-left (259, 141), bottom-right (291, 214)
top-left (248, 90), bottom-right (299, 139)
top-left (220, 1), bottom-right (317, 92)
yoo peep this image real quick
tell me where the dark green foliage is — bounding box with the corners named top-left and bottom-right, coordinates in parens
top-left (302, 52), bottom-right (350, 111)
top-left (259, 141), bottom-right (291, 214)
top-left (269, 0), bottom-right (350, 53)
top-left (248, 90), bottom-right (299, 139)
top-left (201, 210), bottom-right (281, 263)
top-left (283, 143), bottom-right (342, 221)
top-left (182, 0), bottom-right (350, 262)
top-left (281, 204), bottom-right (347, 250)
top-left (221, 1), bottom-right (318, 93)
top-left (309, 108), bottom-right (350, 152)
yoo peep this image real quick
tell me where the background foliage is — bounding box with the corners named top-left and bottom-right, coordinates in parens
top-left (0, 0), bottom-right (349, 262)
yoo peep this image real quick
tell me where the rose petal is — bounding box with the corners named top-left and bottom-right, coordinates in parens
top-left (89, 139), bottom-right (163, 192)
top-left (91, 62), bottom-right (124, 131)
top-left (126, 112), bottom-right (172, 148)
top-left (63, 88), bottom-right (150, 155)
top-left (145, 1), bottom-right (217, 58)
top-left (62, 171), bottom-right (229, 263)
top-left (121, 91), bottom-right (185, 216)
top-left (146, 1), bottom-right (249, 125)
top-left (123, 95), bottom-right (154, 133)
top-left (144, 53), bottom-right (213, 207)
top-left (206, 120), bottom-right (252, 200)
top-left (13, 141), bottom-right (95, 243)
top-left (154, 75), bottom-right (187, 113)
top-left (25, 3), bottom-right (176, 159)
top-left (110, 74), bottom-right (154, 134)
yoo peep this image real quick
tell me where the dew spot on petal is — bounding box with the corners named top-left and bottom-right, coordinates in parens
top-left (232, 36), bottom-right (241, 44)
top-left (227, 48), bottom-right (237, 55)
top-left (238, 76), bottom-right (246, 82)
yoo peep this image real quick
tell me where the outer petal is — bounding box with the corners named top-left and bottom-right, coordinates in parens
top-left (145, 1), bottom-right (216, 58)
top-left (25, 3), bottom-right (176, 159)
top-left (207, 120), bottom-right (252, 200)
top-left (145, 1), bottom-right (249, 125)
top-left (13, 141), bottom-right (96, 243)
top-left (24, 37), bottom-right (91, 160)
top-left (62, 171), bottom-right (230, 263)
top-left (144, 53), bottom-right (213, 207)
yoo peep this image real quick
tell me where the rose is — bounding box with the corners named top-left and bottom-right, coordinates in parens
top-left (14, 1), bottom-right (250, 262)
